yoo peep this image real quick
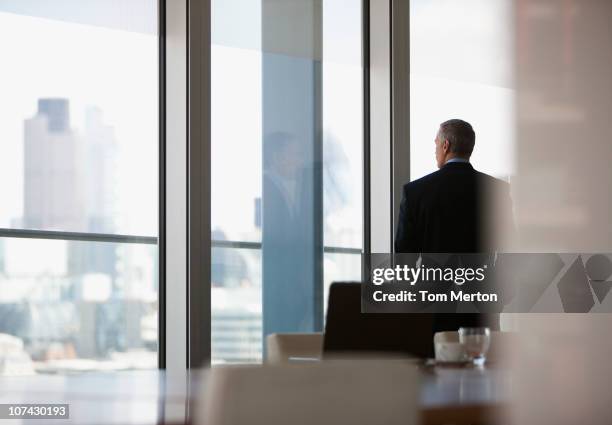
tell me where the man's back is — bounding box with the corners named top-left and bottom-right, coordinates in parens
top-left (394, 161), bottom-right (512, 333)
top-left (395, 162), bottom-right (511, 254)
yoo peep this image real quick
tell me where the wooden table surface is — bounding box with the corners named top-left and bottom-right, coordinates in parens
top-left (0, 366), bottom-right (512, 425)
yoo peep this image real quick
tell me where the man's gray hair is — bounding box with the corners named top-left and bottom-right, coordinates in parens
top-left (438, 119), bottom-right (475, 156)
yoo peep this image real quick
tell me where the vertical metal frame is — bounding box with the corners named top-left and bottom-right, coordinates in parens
top-left (367, 0), bottom-right (410, 254)
top-left (164, 0), bottom-right (211, 371)
top-left (362, 0), bottom-right (371, 257)
top-left (187, 0), bottom-right (211, 368)
top-left (158, 0), bottom-right (167, 370)
top-left (390, 0), bottom-right (410, 242)
top-left (368, 0), bottom-right (392, 253)
top-left (165, 0), bottom-right (189, 372)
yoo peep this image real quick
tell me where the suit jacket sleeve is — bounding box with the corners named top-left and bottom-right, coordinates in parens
top-left (394, 184), bottom-right (420, 253)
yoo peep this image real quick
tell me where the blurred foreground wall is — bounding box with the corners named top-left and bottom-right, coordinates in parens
top-left (515, 0), bottom-right (612, 251)
top-left (508, 1), bottom-right (612, 423)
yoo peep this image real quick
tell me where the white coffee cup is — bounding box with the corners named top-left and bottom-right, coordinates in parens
top-left (434, 341), bottom-right (466, 362)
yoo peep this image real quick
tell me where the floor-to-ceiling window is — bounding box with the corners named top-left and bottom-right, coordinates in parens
top-left (0, 2), bottom-right (159, 374)
top-left (211, 0), bottom-right (362, 364)
top-left (410, 0), bottom-right (515, 181)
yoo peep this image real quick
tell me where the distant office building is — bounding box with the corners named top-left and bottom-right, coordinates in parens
top-left (37, 98), bottom-right (70, 133)
top-left (22, 99), bottom-right (125, 359)
top-left (23, 100), bottom-right (118, 234)
top-left (84, 107), bottom-right (117, 234)
top-left (23, 98), bottom-right (87, 231)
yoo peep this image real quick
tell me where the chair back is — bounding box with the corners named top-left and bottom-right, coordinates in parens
top-left (198, 360), bottom-right (419, 425)
top-left (324, 282), bottom-right (434, 358)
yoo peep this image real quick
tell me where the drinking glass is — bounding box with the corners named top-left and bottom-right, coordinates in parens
top-left (459, 327), bottom-right (491, 366)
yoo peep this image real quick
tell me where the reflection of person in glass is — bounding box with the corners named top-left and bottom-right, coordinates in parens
top-left (262, 132), bottom-right (312, 334)
top-left (264, 133), bottom-right (303, 227)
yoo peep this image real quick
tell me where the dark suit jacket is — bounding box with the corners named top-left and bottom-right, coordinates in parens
top-left (394, 161), bottom-right (513, 333)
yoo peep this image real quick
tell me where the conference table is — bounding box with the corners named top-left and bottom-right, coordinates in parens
top-left (0, 365), bottom-right (512, 425)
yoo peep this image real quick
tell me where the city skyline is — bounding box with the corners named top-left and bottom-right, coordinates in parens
top-left (0, 3), bottom-right (364, 370)
top-left (0, 95), bottom-right (159, 370)
top-left (0, 10), bottom-right (159, 237)
top-left (23, 98), bottom-right (117, 233)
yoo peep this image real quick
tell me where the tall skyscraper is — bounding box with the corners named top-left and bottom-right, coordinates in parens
top-left (84, 107), bottom-right (117, 233)
top-left (37, 98), bottom-right (70, 133)
top-left (23, 99), bottom-right (118, 234)
top-left (23, 98), bottom-right (87, 231)
top-left (23, 99), bottom-right (122, 358)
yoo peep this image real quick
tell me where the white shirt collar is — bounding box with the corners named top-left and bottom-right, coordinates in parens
top-left (445, 157), bottom-right (470, 164)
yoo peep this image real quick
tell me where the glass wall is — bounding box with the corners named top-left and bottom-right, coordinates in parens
top-left (0, 2), bottom-right (158, 374)
top-left (211, 0), bottom-right (362, 364)
top-left (409, 0), bottom-right (515, 181)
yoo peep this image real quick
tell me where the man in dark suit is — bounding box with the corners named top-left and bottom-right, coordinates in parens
top-left (395, 119), bottom-right (513, 332)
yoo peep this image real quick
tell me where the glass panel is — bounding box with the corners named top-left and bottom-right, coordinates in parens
top-left (211, 42), bottom-right (261, 243)
top-left (323, 0), bottom-right (363, 250)
top-left (409, 0), bottom-right (515, 180)
top-left (211, 246), bottom-right (261, 364)
top-left (211, 0), bottom-right (362, 363)
top-left (0, 4), bottom-right (158, 235)
top-left (0, 238), bottom-right (157, 374)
